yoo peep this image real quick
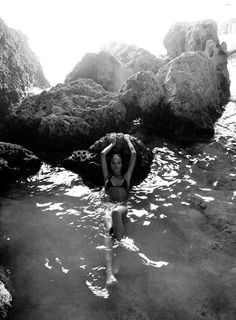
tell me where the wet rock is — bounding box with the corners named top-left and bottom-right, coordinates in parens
top-left (0, 18), bottom-right (49, 123)
top-left (0, 266), bottom-right (12, 319)
top-left (65, 51), bottom-right (132, 92)
top-left (155, 51), bottom-right (221, 141)
top-left (119, 71), bottom-right (164, 121)
top-left (5, 79), bottom-right (127, 160)
top-left (62, 133), bottom-right (153, 186)
top-left (0, 142), bottom-right (41, 188)
top-left (189, 196), bottom-right (207, 210)
top-left (103, 42), bottom-right (165, 74)
top-left (163, 20), bottom-right (218, 59)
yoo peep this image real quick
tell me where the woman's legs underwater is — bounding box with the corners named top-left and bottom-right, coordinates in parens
top-left (104, 205), bottom-right (128, 285)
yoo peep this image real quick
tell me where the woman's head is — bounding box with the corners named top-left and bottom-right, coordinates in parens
top-left (110, 153), bottom-right (122, 176)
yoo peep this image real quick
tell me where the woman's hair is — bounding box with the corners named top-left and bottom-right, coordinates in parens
top-left (111, 153), bottom-right (122, 162)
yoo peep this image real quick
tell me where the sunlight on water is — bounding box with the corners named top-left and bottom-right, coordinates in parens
top-left (1, 101), bottom-right (236, 318)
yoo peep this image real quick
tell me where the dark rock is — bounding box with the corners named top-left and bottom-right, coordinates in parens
top-left (5, 79), bottom-right (127, 160)
top-left (0, 18), bottom-right (49, 123)
top-left (0, 142), bottom-right (41, 189)
top-left (62, 133), bottom-right (153, 186)
top-left (65, 51), bottom-right (131, 92)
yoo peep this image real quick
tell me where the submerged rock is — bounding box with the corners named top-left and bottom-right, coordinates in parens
top-left (5, 79), bottom-right (127, 159)
top-left (155, 51), bottom-right (221, 141)
top-left (62, 133), bottom-right (153, 186)
top-left (65, 51), bottom-right (131, 92)
top-left (0, 142), bottom-right (41, 189)
top-left (0, 18), bottom-right (49, 122)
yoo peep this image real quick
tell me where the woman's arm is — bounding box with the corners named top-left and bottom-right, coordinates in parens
top-left (100, 134), bottom-right (116, 182)
top-left (124, 134), bottom-right (136, 187)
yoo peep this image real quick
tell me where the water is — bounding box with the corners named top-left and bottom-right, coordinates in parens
top-left (0, 70), bottom-right (236, 319)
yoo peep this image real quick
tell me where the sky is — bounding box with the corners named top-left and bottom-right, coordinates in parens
top-left (1, 0), bottom-right (235, 86)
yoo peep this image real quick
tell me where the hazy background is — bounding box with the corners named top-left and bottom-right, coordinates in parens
top-left (1, 0), bottom-right (235, 86)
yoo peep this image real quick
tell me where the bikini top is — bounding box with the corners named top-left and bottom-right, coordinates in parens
top-left (105, 176), bottom-right (128, 192)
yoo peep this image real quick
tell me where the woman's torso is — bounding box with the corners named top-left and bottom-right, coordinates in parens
top-left (105, 176), bottom-right (129, 202)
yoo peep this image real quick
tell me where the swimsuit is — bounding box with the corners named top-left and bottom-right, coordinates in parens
top-left (105, 177), bottom-right (128, 192)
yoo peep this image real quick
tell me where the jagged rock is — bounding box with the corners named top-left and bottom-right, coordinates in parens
top-left (155, 51), bottom-right (221, 141)
top-left (65, 51), bottom-right (131, 92)
top-left (0, 18), bottom-right (49, 122)
top-left (205, 40), bottom-right (230, 105)
top-left (62, 133), bottom-right (153, 186)
top-left (118, 71), bottom-right (164, 120)
top-left (163, 20), bottom-right (218, 59)
top-left (0, 266), bottom-right (12, 319)
top-left (5, 79), bottom-right (127, 159)
top-left (103, 42), bottom-right (165, 74)
top-left (163, 20), bottom-right (230, 106)
top-left (0, 142), bottom-right (41, 188)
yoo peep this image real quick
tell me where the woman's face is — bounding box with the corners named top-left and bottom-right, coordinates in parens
top-left (110, 156), bottom-right (122, 175)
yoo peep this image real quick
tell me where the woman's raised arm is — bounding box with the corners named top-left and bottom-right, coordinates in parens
top-left (124, 134), bottom-right (136, 187)
top-left (100, 134), bottom-right (116, 182)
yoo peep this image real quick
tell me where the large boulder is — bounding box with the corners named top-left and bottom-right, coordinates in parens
top-left (62, 133), bottom-right (153, 186)
top-left (163, 20), bottom-right (218, 59)
top-left (0, 18), bottom-right (49, 122)
top-left (0, 142), bottom-right (41, 189)
top-left (118, 71), bottom-right (164, 120)
top-left (163, 20), bottom-right (230, 105)
top-left (65, 51), bottom-right (131, 92)
top-left (5, 79), bottom-right (127, 159)
top-left (103, 42), bottom-right (165, 74)
top-left (155, 51), bottom-right (221, 141)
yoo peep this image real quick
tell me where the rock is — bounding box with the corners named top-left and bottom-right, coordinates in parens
top-left (0, 266), bottom-right (12, 319)
top-left (205, 40), bottom-right (230, 105)
top-left (163, 20), bottom-right (218, 59)
top-left (0, 142), bottom-right (41, 189)
top-left (0, 18), bottom-right (49, 122)
top-left (5, 79), bottom-right (127, 159)
top-left (155, 51), bottom-right (222, 141)
top-left (65, 51), bottom-right (131, 92)
top-left (118, 71), bottom-right (164, 120)
top-left (163, 20), bottom-right (230, 106)
top-left (62, 133), bottom-right (153, 186)
top-left (103, 42), bottom-right (165, 74)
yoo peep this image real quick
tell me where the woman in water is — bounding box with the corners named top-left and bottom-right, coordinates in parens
top-left (101, 133), bottom-right (136, 285)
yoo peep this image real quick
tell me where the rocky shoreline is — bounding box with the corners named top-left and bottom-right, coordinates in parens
top-left (0, 17), bottom-right (235, 318)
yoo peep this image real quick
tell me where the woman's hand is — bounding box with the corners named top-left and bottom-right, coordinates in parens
top-left (109, 133), bottom-right (117, 146)
top-left (124, 134), bottom-right (130, 142)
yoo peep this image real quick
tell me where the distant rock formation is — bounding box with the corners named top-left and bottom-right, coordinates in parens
top-left (163, 20), bottom-right (219, 59)
top-left (62, 132), bottom-right (153, 186)
top-left (103, 42), bottom-right (165, 74)
top-left (219, 18), bottom-right (236, 35)
top-left (0, 142), bottom-right (41, 189)
top-left (65, 51), bottom-right (131, 92)
top-left (0, 17), bottom-right (50, 122)
top-left (5, 79), bottom-right (127, 159)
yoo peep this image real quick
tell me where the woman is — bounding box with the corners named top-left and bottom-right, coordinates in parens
top-left (101, 133), bottom-right (136, 285)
